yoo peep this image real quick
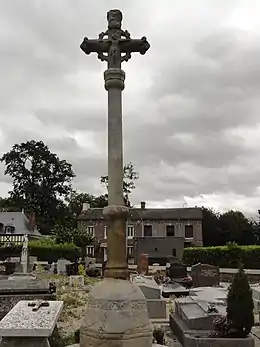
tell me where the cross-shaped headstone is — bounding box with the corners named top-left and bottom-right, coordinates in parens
top-left (80, 9), bottom-right (150, 69)
top-left (80, 10), bottom-right (150, 280)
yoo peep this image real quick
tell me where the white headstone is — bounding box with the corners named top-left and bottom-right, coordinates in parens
top-left (57, 259), bottom-right (70, 275)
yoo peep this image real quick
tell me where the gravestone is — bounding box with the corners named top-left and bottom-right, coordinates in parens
top-left (57, 259), bottom-right (70, 275)
top-left (0, 278), bottom-right (56, 319)
top-left (131, 274), bottom-right (166, 320)
top-left (191, 263), bottom-right (220, 287)
top-left (137, 254), bottom-right (149, 275)
top-left (167, 261), bottom-right (187, 279)
top-left (0, 300), bottom-right (63, 347)
top-left (69, 275), bottom-right (84, 288)
top-left (169, 287), bottom-right (257, 347)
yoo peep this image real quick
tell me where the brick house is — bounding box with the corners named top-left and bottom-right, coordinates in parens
top-left (77, 202), bottom-right (203, 264)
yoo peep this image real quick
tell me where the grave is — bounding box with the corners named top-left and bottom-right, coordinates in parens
top-left (0, 278), bottom-right (56, 319)
top-left (161, 282), bottom-right (189, 298)
top-left (131, 274), bottom-right (166, 320)
top-left (251, 284), bottom-right (260, 312)
top-left (69, 275), bottom-right (84, 288)
top-left (170, 286), bottom-right (254, 346)
top-left (137, 254), bottom-right (149, 275)
top-left (191, 263), bottom-right (220, 287)
top-left (167, 259), bottom-right (187, 279)
top-left (57, 259), bottom-right (71, 275)
top-left (0, 300), bottom-right (63, 347)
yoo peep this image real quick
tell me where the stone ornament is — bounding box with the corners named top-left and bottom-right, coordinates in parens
top-left (80, 9), bottom-right (150, 68)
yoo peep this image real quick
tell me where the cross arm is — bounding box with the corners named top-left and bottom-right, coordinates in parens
top-left (119, 36), bottom-right (150, 55)
top-left (80, 37), bottom-right (110, 56)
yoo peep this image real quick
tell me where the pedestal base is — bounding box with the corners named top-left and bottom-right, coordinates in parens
top-left (1, 337), bottom-right (50, 347)
top-left (80, 278), bottom-right (153, 347)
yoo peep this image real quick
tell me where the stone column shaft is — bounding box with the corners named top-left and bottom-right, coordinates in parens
top-left (104, 68), bottom-right (129, 280)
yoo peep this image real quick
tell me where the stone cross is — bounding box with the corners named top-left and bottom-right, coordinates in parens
top-left (80, 10), bottom-right (150, 280)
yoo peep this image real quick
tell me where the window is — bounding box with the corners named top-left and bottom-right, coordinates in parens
top-left (127, 225), bottom-right (135, 238)
top-left (144, 225), bottom-right (152, 237)
top-left (104, 226), bottom-right (107, 239)
top-left (185, 225), bottom-right (193, 238)
top-left (166, 225), bottom-right (175, 237)
top-left (172, 248), bottom-right (176, 257)
top-left (86, 226), bottom-right (95, 237)
top-left (127, 246), bottom-right (133, 257)
top-left (86, 246), bottom-right (94, 257)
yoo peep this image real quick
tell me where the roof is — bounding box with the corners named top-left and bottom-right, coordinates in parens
top-left (78, 207), bottom-right (203, 221)
top-left (0, 212), bottom-right (41, 237)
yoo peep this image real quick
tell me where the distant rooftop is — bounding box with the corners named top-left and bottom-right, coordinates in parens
top-left (78, 207), bottom-right (202, 221)
top-left (0, 212), bottom-right (41, 237)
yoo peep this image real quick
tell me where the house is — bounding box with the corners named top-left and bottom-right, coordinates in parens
top-left (77, 202), bottom-right (203, 264)
top-left (0, 211), bottom-right (41, 245)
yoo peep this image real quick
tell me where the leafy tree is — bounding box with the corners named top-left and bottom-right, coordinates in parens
top-left (226, 266), bottom-right (254, 337)
top-left (202, 208), bottom-right (256, 246)
top-left (52, 224), bottom-right (94, 256)
top-left (202, 207), bottom-right (221, 246)
top-left (1, 140), bottom-right (75, 234)
top-left (100, 162), bottom-right (139, 207)
top-left (67, 191), bottom-right (108, 221)
top-left (0, 197), bottom-right (20, 212)
top-left (219, 211), bottom-right (255, 245)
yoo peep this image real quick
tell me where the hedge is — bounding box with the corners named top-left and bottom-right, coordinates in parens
top-left (183, 245), bottom-right (260, 269)
top-left (0, 238), bottom-right (81, 263)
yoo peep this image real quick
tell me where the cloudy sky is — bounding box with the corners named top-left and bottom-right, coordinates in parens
top-left (0, 0), bottom-right (260, 215)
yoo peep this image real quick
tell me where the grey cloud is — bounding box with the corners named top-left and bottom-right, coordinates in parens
top-left (1, 1), bottom-right (260, 212)
top-left (35, 108), bottom-right (107, 132)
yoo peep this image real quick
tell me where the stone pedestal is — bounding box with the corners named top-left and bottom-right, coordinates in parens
top-left (80, 278), bottom-right (153, 347)
top-left (0, 301), bottom-right (63, 347)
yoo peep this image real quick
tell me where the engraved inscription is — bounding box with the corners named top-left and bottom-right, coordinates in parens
top-left (87, 297), bottom-right (146, 311)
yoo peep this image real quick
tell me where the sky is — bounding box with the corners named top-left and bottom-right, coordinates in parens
top-left (0, 0), bottom-right (260, 216)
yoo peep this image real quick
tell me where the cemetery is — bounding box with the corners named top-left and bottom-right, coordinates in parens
top-left (0, 6), bottom-right (259, 347)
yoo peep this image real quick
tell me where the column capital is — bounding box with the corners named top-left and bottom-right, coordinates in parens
top-left (104, 68), bottom-right (125, 91)
top-left (103, 205), bottom-right (129, 220)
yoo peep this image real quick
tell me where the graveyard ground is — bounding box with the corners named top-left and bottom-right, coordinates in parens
top-left (38, 273), bottom-right (99, 342)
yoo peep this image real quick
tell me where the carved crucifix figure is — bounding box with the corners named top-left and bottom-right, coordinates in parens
top-left (80, 9), bottom-right (150, 68)
top-left (80, 10), bottom-right (150, 280)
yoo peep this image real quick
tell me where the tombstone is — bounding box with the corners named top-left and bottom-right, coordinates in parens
top-left (0, 278), bottom-right (56, 319)
top-left (0, 300), bottom-right (63, 347)
top-left (167, 261), bottom-right (187, 279)
top-left (137, 253), bottom-right (149, 275)
top-left (131, 275), bottom-right (166, 320)
top-left (191, 263), bottom-right (220, 287)
top-left (69, 275), bottom-right (85, 288)
top-left (57, 259), bottom-right (71, 275)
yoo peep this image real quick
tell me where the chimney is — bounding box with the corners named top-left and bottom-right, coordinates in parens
top-left (28, 212), bottom-right (35, 231)
top-left (141, 201), bottom-right (146, 209)
top-left (82, 203), bottom-right (90, 211)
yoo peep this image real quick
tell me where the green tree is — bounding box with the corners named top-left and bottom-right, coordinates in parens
top-left (52, 224), bottom-right (94, 257)
top-left (100, 162), bottom-right (139, 207)
top-left (1, 140), bottom-right (75, 234)
top-left (219, 210), bottom-right (255, 245)
top-left (67, 191), bottom-right (108, 221)
top-left (0, 197), bottom-right (20, 212)
top-left (227, 267), bottom-right (254, 337)
top-left (202, 207), bottom-right (221, 246)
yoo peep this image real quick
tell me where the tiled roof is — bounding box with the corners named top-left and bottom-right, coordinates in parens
top-left (0, 212), bottom-right (41, 236)
top-left (78, 207), bottom-right (202, 221)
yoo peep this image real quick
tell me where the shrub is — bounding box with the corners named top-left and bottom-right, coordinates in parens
top-left (183, 245), bottom-right (260, 269)
top-left (153, 327), bottom-right (165, 345)
top-left (29, 238), bottom-right (80, 262)
top-left (226, 267), bottom-right (254, 337)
